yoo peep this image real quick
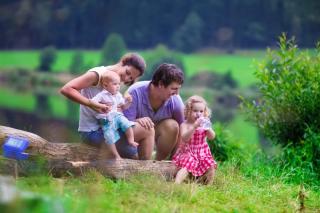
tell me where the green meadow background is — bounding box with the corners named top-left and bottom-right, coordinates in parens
top-left (1, 50), bottom-right (320, 212)
top-left (0, 49), bottom-right (263, 145)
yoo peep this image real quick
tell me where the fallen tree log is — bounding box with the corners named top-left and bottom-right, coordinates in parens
top-left (0, 125), bottom-right (176, 179)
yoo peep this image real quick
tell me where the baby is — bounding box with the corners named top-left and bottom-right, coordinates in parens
top-left (91, 71), bottom-right (138, 158)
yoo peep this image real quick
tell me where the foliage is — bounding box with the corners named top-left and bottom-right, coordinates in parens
top-left (38, 46), bottom-right (57, 72)
top-left (8, 164), bottom-right (320, 212)
top-left (2, 1), bottom-right (320, 49)
top-left (277, 128), bottom-right (320, 182)
top-left (100, 33), bottom-right (126, 65)
top-left (141, 44), bottom-right (185, 80)
top-left (69, 51), bottom-right (85, 74)
top-left (209, 122), bottom-right (248, 163)
top-left (243, 150), bottom-right (320, 190)
top-left (187, 70), bottom-right (238, 89)
top-left (241, 34), bottom-right (320, 174)
top-left (171, 12), bottom-right (203, 53)
top-left (212, 87), bottom-right (239, 122)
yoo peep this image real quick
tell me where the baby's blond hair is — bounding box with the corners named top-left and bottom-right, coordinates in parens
top-left (184, 95), bottom-right (211, 119)
top-left (100, 71), bottom-right (120, 84)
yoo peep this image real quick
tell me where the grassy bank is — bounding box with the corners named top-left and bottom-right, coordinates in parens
top-left (10, 161), bottom-right (320, 212)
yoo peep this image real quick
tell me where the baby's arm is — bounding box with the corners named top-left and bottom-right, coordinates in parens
top-left (119, 93), bottom-right (132, 111)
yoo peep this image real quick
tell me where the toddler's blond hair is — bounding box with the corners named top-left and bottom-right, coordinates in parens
top-left (184, 95), bottom-right (211, 119)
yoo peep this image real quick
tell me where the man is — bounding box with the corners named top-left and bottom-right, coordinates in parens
top-left (123, 63), bottom-right (185, 160)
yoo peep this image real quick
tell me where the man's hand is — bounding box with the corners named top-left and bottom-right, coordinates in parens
top-left (136, 117), bottom-right (154, 129)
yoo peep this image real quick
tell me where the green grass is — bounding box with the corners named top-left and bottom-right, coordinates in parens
top-left (183, 53), bottom-right (263, 87)
top-left (0, 50), bottom-right (40, 70)
top-left (0, 50), bottom-right (101, 72)
top-left (9, 162), bottom-right (320, 212)
top-left (226, 113), bottom-right (259, 145)
top-left (0, 88), bottom-right (35, 111)
top-left (0, 49), bottom-right (264, 87)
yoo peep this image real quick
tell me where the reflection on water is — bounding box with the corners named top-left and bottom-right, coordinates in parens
top-left (0, 90), bottom-right (80, 143)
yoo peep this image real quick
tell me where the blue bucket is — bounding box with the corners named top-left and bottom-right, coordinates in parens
top-left (2, 136), bottom-right (29, 160)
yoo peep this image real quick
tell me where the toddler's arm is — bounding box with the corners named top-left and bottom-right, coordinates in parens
top-left (180, 120), bottom-right (201, 142)
top-left (206, 128), bottom-right (216, 140)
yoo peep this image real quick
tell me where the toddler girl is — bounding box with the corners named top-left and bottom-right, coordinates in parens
top-left (173, 95), bottom-right (217, 184)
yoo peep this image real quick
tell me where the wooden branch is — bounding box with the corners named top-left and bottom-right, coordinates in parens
top-left (0, 125), bottom-right (176, 179)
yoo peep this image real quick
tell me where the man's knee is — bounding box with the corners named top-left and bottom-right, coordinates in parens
top-left (134, 123), bottom-right (155, 139)
top-left (157, 119), bottom-right (179, 134)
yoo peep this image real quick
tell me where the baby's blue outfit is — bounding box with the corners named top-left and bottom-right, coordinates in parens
top-left (99, 111), bottom-right (134, 144)
top-left (92, 90), bottom-right (134, 145)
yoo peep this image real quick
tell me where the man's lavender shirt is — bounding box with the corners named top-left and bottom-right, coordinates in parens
top-left (123, 81), bottom-right (184, 125)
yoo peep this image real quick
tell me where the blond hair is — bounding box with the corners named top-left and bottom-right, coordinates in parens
top-left (100, 71), bottom-right (120, 84)
top-left (184, 95), bottom-right (211, 119)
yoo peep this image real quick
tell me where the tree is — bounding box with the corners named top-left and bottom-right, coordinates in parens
top-left (67, 51), bottom-right (85, 126)
top-left (171, 12), bottom-right (204, 53)
top-left (37, 46), bottom-right (57, 117)
top-left (69, 50), bottom-right (85, 75)
top-left (100, 33), bottom-right (126, 65)
top-left (38, 46), bottom-right (57, 72)
top-left (142, 44), bottom-right (185, 81)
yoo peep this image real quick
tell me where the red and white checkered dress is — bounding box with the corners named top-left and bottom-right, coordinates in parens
top-left (172, 128), bottom-right (217, 177)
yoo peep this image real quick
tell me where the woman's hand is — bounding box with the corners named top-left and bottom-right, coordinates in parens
top-left (88, 99), bottom-right (112, 113)
top-left (136, 117), bottom-right (154, 129)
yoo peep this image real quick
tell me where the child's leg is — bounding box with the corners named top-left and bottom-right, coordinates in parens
top-left (100, 142), bottom-right (121, 160)
top-left (125, 127), bottom-right (139, 147)
top-left (203, 166), bottom-right (216, 185)
top-left (175, 168), bottom-right (189, 184)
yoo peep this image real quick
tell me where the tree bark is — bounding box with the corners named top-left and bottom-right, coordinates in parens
top-left (0, 125), bottom-right (176, 179)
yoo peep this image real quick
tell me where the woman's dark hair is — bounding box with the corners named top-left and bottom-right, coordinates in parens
top-left (151, 63), bottom-right (184, 87)
top-left (120, 53), bottom-right (146, 76)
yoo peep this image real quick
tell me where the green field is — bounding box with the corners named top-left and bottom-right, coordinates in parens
top-left (0, 49), bottom-right (262, 144)
top-left (0, 50), bottom-right (265, 87)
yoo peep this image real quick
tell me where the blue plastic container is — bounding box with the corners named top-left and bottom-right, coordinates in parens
top-left (2, 136), bottom-right (29, 160)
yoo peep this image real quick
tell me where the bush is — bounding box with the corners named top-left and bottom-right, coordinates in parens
top-left (101, 33), bottom-right (126, 65)
top-left (38, 46), bottom-right (57, 72)
top-left (142, 44), bottom-right (185, 80)
top-left (187, 70), bottom-right (238, 90)
top-left (241, 34), bottom-right (320, 174)
top-left (69, 50), bottom-right (85, 74)
top-left (209, 123), bottom-right (248, 163)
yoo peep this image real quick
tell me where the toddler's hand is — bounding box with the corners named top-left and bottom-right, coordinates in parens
top-left (194, 118), bottom-right (202, 129)
top-left (198, 117), bottom-right (212, 130)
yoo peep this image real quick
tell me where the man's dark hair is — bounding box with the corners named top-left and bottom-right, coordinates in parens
top-left (151, 63), bottom-right (184, 87)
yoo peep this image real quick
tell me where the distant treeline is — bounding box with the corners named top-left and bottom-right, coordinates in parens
top-left (1, 0), bottom-right (319, 50)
